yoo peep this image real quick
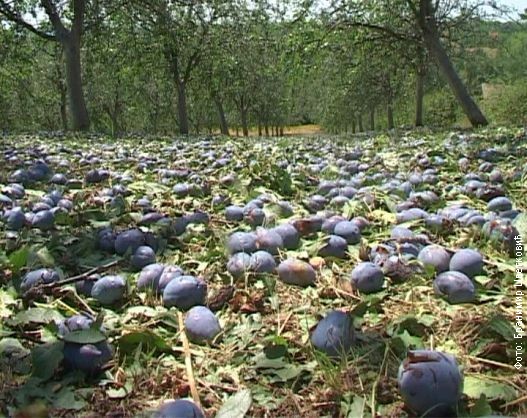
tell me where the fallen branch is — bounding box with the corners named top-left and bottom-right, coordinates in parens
top-left (22, 259), bottom-right (121, 302)
top-left (51, 259), bottom-right (121, 287)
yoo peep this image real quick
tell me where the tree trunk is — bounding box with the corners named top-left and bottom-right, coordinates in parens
top-left (415, 69), bottom-right (425, 127)
top-left (279, 127), bottom-right (284, 136)
top-left (369, 108), bottom-right (375, 131)
top-left (240, 108), bottom-right (249, 137)
top-left (265, 125), bottom-right (269, 136)
top-left (59, 83), bottom-right (68, 131)
top-left (387, 105), bottom-right (394, 130)
top-left (235, 126), bottom-right (239, 136)
top-left (358, 114), bottom-right (363, 132)
top-left (176, 79), bottom-right (189, 135)
top-left (63, 38), bottom-right (89, 131)
top-left (258, 122), bottom-right (262, 136)
top-left (351, 119), bottom-right (356, 133)
top-left (214, 96), bottom-right (229, 135)
top-left (417, 0), bottom-right (487, 127)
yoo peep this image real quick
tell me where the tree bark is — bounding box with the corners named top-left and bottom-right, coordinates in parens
top-left (415, 68), bottom-right (425, 127)
top-left (258, 122), bottom-right (262, 136)
top-left (63, 37), bottom-right (89, 131)
top-left (279, 127), bottom-right (284, 136)
top-left (214, 96), bottom-right (229, 135)
top-left (265, 125), bottom-right (269, 136)
top-left (387, 105), bottom-right (394, 130)
top-left (176, 79), bottom-right (189, 135)
top-left (369, 108), bottom-right (375, 131)
top-left (358, 114), bottom-right (363, 132)
top-left (351, 119), bottom-right (356, 133)
top-left (416, 0), bottom-right (487, 127)
top-left (240, 108), bottom-right (249, 137)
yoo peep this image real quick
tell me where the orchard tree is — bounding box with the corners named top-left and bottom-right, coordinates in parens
top-left (328, 0), bottom-right (492, 127)
top-left (132, 0), bottom-right (230, 135)
top-left (0, 0), bottom-right (93, 130)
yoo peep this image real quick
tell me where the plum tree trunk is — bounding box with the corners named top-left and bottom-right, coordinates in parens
top-left (415, 69), bottom-right (425, 127)
top-left (240, 108), bottom-right (249, 136)
top-left (387, 105), bottom-right (394, 130)
top-left (214, 96), bottom-right (229, 135)
top-left (417, 0), bottom-right (487, 127)
top-left (63, 37), bottom-right (89, 131)
top-left (176, 80), bottom-right (189, 135)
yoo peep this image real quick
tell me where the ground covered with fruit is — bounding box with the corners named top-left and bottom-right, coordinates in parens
top-left (0, 129), bottom-right (526, 418)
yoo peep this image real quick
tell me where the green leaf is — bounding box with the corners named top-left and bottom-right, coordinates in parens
top-left (52, 387), bottom-right (87, 410)
top-left (215, 389), bottom-right (252, 418)
top-left (9, 246), bottom-right (29, 271)
top-left (31, 341), bottom-right (64, 381)
top-left (346, 395), bottom-right (366, 418)
top-left (62, 329), bottom-right (107, 345)
top-left (11, 308), bottom-right (64, 326)
top-left (469, 394), bottom-right (493, 417)
top-left (35, 246), bottom-right (55, 266)
top-left (463, 375), bottom-right (517, 401)
top-left (483, 314), bottom-right (516, 341)
top-left (106, 381), bottom-right (132, 399)
top-left (117, 331), bottom-right (171, 355)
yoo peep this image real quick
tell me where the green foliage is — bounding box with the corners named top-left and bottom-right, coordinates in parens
top-left (484, 80), bottom-right (527, 126)
top-left (423, 89), bottom-right (459, 127)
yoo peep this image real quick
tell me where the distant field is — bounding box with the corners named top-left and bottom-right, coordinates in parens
top-left (227, 124), bottom-right (324, 137)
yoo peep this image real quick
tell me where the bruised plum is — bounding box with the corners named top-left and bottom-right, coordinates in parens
top-left (225, 205), bottom-right (245, 221)
top-left (318, 235), bottom-right (348, 258)
top-left (277, 259), bottom-right (316, 287)
top-left (114, 229), bottom-right (145, 255)
top-left (184, 306), bottom-right (221, 343)
top-left (57, 314), bottom-right (95, 336)
top-left (433, 271), bottom-right (476, 304)
top-left (487, 196), bottom-right (512, 213)
top-left (31, 209), bottom-right (54, 230)
top-left (418, 245), bottom-right (451, 273)
top-left (5, 208), bottom-right (25, 230)
top-left (20, 268), bottom-right (60, 293)
top-left (449, 249), bottom-right (483, 278)
top-left (227, 231), bottom-right (257, 254)
top-left (255, 228), bottom-right (283, 255)
top-left (271, 223), bottom-right (300, 250)
top-left (226, 252), bottom-right (251, 279)
top-left (97, 228), bottom-right (116, 253)
top-left (130, 245), bottom-right (156, 270)
top-left (157, 265), bottom-right (184, 293)
top-left (59, 314), bottom-right (112, 375)
top-left (398, 350), bottom-right (462, 417)
top-left (63, 342), bottom-right (113, 375)
top-left (333, 221), bottom-right (361, 244)
top-left (163, 275), bottom-right (207, 310)
top-left (91, 275), bottom-right (126, 305)
top-left (350, 262), bottom-right (384, 293)
top-left (310, 310), bottom-right (354, 358)
top-left (153, 399), bottom-right (205, 418)
top-left (249, 251), bottom-right (276, 273)
top-left (137, 263), bottom-right (165, 290)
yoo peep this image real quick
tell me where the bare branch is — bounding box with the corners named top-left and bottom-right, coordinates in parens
top-left (40, 0), bottom-right (69, 41)
top-left (0, 0), bottom-right (56, 41)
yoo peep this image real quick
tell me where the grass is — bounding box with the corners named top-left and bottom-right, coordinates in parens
top-left (0, 127), bottom-right (526, 417)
